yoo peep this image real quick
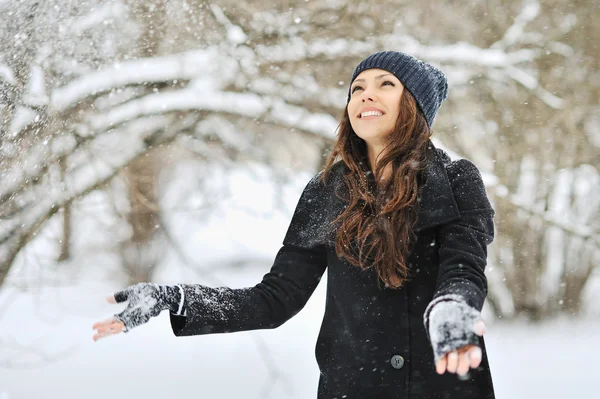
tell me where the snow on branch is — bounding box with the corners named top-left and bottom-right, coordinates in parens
top-left (87, 88), bottom-right (338, 140)
top-left (491, 1), bottom-right (541, 49)
top-left (247, 75), bottom-right (346, 109)
top-left (435, 140), bottom-right (598, 247)
top-left (7, 106), bottom-right (37, 136)
top-left (256, 34), bottom-right (540, 67)
top-left (0, 115), bottom-right (178, 282)
top-left (51, 48), bottom-right (239, 112)
top-left (22, 65), bottom-right (48, 108)
top-left (66, 2), bottom-right (128, 36)
top-left (255, 36), bottom-right (374, 63)
top-left (252, 2), bottom-right (567, 110)
top-left (505, 65), bottom-right (563, 108)
top-left (269, 99), bottom-right (338, 137)
top-left (195, 115), bottom-right (256, 154)
top-left (491, 181), bottom-right (599, 247)
top-left (88, 89), bottom-right (263, 130)
top-left (0, 62), bottom-right (16, 85)
top-left (209, 4), bottom-right (247, 46)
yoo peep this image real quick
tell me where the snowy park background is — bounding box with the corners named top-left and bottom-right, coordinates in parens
top-left (1, 0), bottom-right (599, 398)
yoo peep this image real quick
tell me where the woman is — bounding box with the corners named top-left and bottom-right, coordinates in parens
top-left (93, 51), bottom-right (496, 399)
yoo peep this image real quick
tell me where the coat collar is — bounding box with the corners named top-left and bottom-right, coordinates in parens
top-left (413, 144), bottom-right (460, 232)
top-left (332, 142), bottom-right (460, 233)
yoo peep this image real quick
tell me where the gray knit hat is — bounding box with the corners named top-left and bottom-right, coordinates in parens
top-left (348, 51), bottom-right (448, 128)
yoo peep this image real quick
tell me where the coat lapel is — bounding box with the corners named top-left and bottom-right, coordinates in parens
top-left (413, 146), bottom-right (460, 232)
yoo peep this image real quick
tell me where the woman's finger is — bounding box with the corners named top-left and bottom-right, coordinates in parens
top-left (92, 321), bottom-right (124, 342)
top-left (456, 351), bottom-right (470, 376)
top-left (473, 320), bottom-right (486, 336)
top-left (93, 327), bottom-right (119, 341)
top-left (92, 317), bottom-right (118, 330)
top-left (468, 346), bottom-right (482, 369)
top-left (93, 321), bottom-right (122, 334)
top-left (92, 330), bottom-right (108, 341)
top-left (446, 351), bottom-right (458, 373)
top-left (436, 355), bottom-right (447, 375)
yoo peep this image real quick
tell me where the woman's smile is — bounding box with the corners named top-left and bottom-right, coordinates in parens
top-left (357, 107), bottom-right (385, 119)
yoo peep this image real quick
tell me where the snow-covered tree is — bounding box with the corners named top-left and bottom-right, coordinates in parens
top-left (0, 0), bottom-right (597, 319)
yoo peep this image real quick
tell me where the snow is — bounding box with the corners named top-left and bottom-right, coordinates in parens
top-left (88, 89), bottom-right (264, 131)
top-left (505, 65), bottom-right (564, 108)
top-left (0, 268), bottom-right (599, 398)
top-left (7, 106), bottom-right (37, 136)
top-left (269, 99), bottom-right (338, 136)
top-left (51, 48), bottom-right (239, 112)
top-left (488, 165), bottom-right (599, 243)
top-left (88, 88), bottom-right (337, 139)
top-left (0, 2), bottom-right (595, 395)
top-left (66, 2), bottom-right (127, 35)
top-left (0, 163), bottom-right (598, 399)
top-left (195, 116), bottom-right (254, 152)
top-left (0, 115), bottom-right (178, 272)
top-left (0, 62), bottom-right (16, 85)
top-left (209, 4), bottom-right (247, 45)
top-left (491, 2), bottom-right (540, 49)
top-left (22, 65), bottom-right (49, 107)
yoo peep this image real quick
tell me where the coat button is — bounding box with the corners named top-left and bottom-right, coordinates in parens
top-left (390, 355), bottom-right (405, 369)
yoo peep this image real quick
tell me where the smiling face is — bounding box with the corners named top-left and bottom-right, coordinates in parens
top-left (347, 68), bottom-right (405, 149)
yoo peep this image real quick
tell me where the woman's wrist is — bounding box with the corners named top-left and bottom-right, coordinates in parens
top-left (160, 284), bottom-right (185, 315)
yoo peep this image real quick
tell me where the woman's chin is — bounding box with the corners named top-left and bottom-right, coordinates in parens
top-left (355, 130), bottom-right (388, 144)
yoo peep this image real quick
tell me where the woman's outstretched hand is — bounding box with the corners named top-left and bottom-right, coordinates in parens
top-left (92, 295), bottom-right (126, 341)
top-left (425, 296), bottom-right (487, 377)
top-left (92, 283), bottom-right (182, 342)
top-left (435, 320), bottom-right (485, 376)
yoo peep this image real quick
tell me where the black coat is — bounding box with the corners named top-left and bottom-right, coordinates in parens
top-left (170, 143), bottom-right (496, 399)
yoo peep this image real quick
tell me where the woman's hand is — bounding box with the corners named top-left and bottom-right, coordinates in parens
top-left (435, 320), bottom-right (485, 376)
top-left (92, 283), bottom-right (183, 342)
top-left (92, 295), bottom-right (126, 341)
top-left (424, 296), bottom-right (487, 376)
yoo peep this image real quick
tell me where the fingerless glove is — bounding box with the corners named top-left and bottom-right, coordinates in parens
top-left (113, 283), bottom-right (185, 332)
top-left (424, 294), bottom-right (481, 363)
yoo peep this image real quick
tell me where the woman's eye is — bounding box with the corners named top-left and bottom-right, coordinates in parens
top-left (351, 85), bottom-right (363, 94)
top-left (382, 80), bottom-right (395, 87)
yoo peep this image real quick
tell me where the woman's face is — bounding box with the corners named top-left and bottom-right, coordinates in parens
top-left (347, 68), bottom-right (405, 147)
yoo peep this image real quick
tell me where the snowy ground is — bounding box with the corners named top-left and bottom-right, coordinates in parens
top-left (1, 274), bottom-right (599, 399)
top-left (0, 162), bottom-right (598, 399)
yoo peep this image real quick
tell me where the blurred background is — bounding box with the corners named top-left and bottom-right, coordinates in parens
top-left (0, 0), bottom-right (598, 398)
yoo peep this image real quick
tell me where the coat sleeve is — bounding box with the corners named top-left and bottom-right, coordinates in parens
top-left (169, 173), bottom-right (329, 336)
top-left (424, 159), bottom-right (495, 322)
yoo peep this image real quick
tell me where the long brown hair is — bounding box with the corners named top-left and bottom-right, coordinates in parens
top-left (322, 88), bottom-right (432, 288)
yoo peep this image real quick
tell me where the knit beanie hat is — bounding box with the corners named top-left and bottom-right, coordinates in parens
top-left (348, 51), bottom-right (448, 128)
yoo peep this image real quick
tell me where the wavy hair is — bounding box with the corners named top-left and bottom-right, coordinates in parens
top-left (322, 89), bottom-right (432, 288)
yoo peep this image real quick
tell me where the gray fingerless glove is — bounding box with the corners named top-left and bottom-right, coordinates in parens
top-left (424, 294), bottom-right (481, 364)
top-left (113, 283), bottom-right (184, 332)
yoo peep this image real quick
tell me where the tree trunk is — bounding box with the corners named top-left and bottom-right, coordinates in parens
top-left (120, 149), bottom-right (166, 285)
top-left (57, 156), bottom-right (71, 262)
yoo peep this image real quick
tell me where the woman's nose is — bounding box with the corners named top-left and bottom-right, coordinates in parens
top-left (360, 89), bottom-right (375, 102)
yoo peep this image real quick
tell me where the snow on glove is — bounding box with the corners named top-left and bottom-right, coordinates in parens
top-left (113, 283), bottom-right (184, 332)
top-left (424, 294), bottom-right (482, 364)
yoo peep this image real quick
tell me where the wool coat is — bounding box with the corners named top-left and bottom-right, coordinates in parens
top-left (169, 143), bottom-right (496, 399)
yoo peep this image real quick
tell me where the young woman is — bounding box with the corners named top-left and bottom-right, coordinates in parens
top-left (93, 51), bottom-right (496, 399)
